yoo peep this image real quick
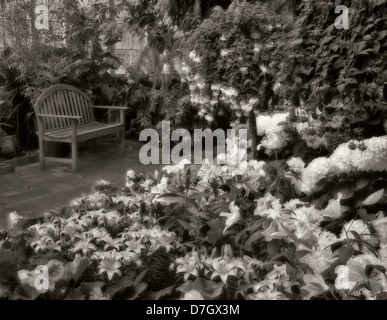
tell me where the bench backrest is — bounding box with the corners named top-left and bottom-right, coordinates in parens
top-left (34, 84), bottom-right (96, 132)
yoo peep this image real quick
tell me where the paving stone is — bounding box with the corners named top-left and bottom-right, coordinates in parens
top-left (0, 163), bottom-right (15, 175)
top-left (19, 163), bottom-right (40, 169)
top-left (59, 176), bottom-right (88, 185)
top-left (18, 189), bottom-right (48, 200)
top-left (1, 189), bottom-right (27, 198)
top-left (18, 173), bottom-right (41, 179)
top-left (25, 177), bottom-right (51, 184)
top-left (22, 187), bottom-right (40, 194)
top-left (51, 183), bottom-right (76, 190)
top-left (49, 166), bottom-right (70, 172)
top-left (0, 198), bottom-right (13, 207)
top-left (50, 172), bottom-right (72, 178)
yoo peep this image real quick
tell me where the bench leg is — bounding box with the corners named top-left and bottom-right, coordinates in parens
top-left (120, 129), bottom-right (125, 156)
top-left (72, 139), bottom-right (79, 173)
top-left (39, 135), bottom-right (45, 169)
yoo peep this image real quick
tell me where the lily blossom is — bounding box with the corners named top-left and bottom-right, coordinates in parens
top-left (220, 202), bottom-right (242, 233)
top-left (98, 258), bottom-right (122, 281)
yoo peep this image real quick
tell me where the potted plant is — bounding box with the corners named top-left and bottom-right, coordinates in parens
top-left (0, 122), bottom-right (19, 159)
top-left (0, 90), bottom-right (19, 159)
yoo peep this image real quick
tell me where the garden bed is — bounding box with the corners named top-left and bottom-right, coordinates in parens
top-left (0, 135), bottom-right (386, 300)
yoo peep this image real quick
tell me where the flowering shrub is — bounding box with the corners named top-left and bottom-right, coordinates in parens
top-left (1, 133), bottom-right (386, 300)
top-left (180, 1), bottom-right (282, 125)
top-left (287, 136), bottom-right (387, 195)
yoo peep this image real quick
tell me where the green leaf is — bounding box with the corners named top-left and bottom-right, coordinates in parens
top-left (244, 231), bottom-right (263, 247)
top-left (106, 276), bottom-right (134, 299)
top-left (376, 292), bottom-right (387, 300)
top-left (356, 177), bottom-right (370, 191)
top-left (188, 193), bottom-right (211, 200)
top-left (67, 257), bottom-right (90, 284)
top-left (365, 265), bottom-right (387, 278)
top-left (337, 84), bottom-right (346, 94)
top-left (330, 241), bottom-right (344, 253)
top-left (154, 194), bottom-right (187, 205)
top-left (267, 240), bottom-right (280, 257)
top-left (127, 282), bottom-right (148, 300)
top-left (330, 44), bottom-right (339, 52)
top-left (0, 250), bottom-right (17, 283)
top-left (296, 250), bottom-right (310, 260)
top-left (178, 219), bottom-right (192, 230)
top-left (301, 67), bottom-right (315, 76)
top-left (376, 30), bottom-right (386, 41)
top-left (357, 209), bottom-right (376, 223)
top-left (185, 168), bottom-right (191, 190)
top-left (12, 284), bottom-right (42, 300)
top-left (321, 36), bottom-right (335, 46)
top-left (353, 238), bottom-right (380, 258)
top-left (315, 177), bottom-right (329, 193)
top-left (345, 78), bottom-right (358, 85)
top-left (80, 282), bottom-right (105, 298)
top-left (143, 285), bottom-right (175, 300)
top-left (186, 205), bottom-right (202, 217)
top-left (338, 245), bottom-right (354, 264)
top-left (177, 278), bottom-right (223, 300)
top-left (333, 58), bottom-right (346, 70)
top-left (65, 288), bottom-right (85, 300)
top-left (332, 181), bottom-right (354, 200)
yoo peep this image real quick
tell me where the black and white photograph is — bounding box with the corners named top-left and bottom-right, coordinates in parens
top-left (0, 0), bottom-right (386, 306)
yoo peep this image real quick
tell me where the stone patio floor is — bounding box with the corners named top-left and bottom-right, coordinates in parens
top-left (0, 140), bottom-right (161, 228)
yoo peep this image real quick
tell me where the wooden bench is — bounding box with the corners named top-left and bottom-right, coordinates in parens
top-left (34, 84), bottom-right (129, 172)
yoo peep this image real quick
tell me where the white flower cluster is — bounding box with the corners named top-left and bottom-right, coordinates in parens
top-left (287, 136), bottom-right (387, 195)
top-left (256, 113), bottom-right (290, 155)
top-left (182, 52), bottom-right (260, 121)
top-left (294, 122), bottom-right (328, 149)
top-left (253, 43), bottom-right (261, 54)
top-left (291, 108), bottom-right (330, 149)
top-left (220, 49), bottom-right (232, 57)
top-left (188, 51), bottom-right (201, 63)
top-left (273, 82), bottom-right (282, 94)
top-left (181, 62), bottom-right (191, 75)
top-left (240, 98), bottom-right (259, 113)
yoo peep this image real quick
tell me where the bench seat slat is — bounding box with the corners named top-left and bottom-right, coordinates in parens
top-left (43, 121), bottom-right (100, 136)
top-left (44, 122), bottom-right (123, 140)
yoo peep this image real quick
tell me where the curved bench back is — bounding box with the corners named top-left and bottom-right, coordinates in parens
top-left (34, 84), bottom-right (95, 131)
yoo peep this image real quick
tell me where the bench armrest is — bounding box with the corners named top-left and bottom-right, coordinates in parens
top-left (91, 106), bottom-right (128, 124)
top-left (39, 114), bottom-right (83, 120)
top-left (91, 106), bottom-right (129, 111)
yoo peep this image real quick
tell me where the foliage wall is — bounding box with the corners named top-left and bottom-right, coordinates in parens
top-left (0, 0), bottom-right (126, 147)
top-left (270, 0), bottom-right (387, 152)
